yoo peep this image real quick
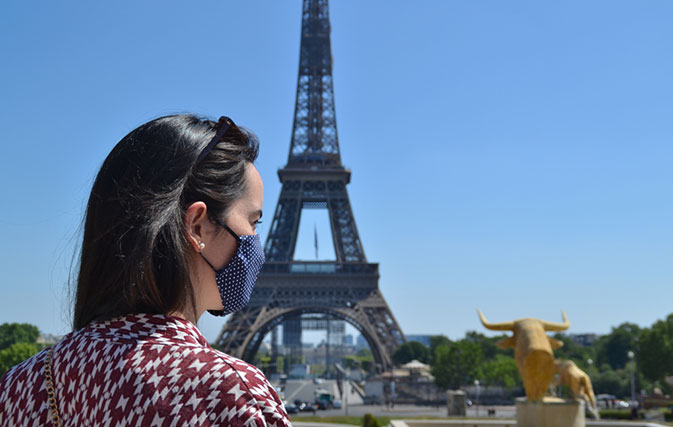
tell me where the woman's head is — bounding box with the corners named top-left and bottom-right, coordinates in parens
top-left (73, 114), bottom-right (262, 330)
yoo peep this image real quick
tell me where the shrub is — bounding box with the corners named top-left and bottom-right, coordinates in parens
top-left (362, 413), bottom-right (380, 427)
top-left (598, 409), bottom-right (638, 420)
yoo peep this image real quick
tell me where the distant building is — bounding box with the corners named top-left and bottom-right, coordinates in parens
top-left (356, 334), bottom-right (368, 350)
top-left (344, 334), bottom-right (353, 346)
top-left (303, 344), bottom-right (356, 365)
top-left (568, 333), bottom-right (599, 347)
top-left (36, 333), bottom-right (61, 345)
top-left (406, 335), bottom-right (432, 347)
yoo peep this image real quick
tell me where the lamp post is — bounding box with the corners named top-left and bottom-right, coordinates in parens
top-left (627, 350), bottom-right (639, 420)
top-left (474, 379), bottom-right (480, 417)
top-left (627, 351), bottom-right (636, 404)
top-left (587, 358), bottom-right (595, 381)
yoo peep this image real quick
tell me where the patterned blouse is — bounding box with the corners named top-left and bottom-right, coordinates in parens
top-left (0, 314), bottom-right (291, 426)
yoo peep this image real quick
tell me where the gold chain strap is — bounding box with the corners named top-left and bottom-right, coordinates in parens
top-left (44, 347), bottom-right (62, 427)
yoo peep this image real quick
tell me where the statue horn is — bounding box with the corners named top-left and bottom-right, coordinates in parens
top-left (477, 309), bottom-right (514, 331)
top-left (541, 311), bottom-right (570, 331)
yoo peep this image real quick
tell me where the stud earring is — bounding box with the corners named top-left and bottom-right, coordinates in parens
top-left (199, 242), bottom-right (206, 250)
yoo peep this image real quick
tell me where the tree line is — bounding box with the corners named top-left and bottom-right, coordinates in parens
top-left (392, 312), bottom-right (673, 398)
top-left (0, 323), bottom-right (43, 376)
top-left (3, 312), bottom-right (673, 398)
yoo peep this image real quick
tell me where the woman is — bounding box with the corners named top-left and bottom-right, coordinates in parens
top-left (0, 115), bottom-right (291, 426)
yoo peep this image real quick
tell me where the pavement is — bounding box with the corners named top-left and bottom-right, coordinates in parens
top-left (289, 403), bottom-right (516, 419)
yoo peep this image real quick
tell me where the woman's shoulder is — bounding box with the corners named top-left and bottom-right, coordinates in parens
top-left (192, 347), bottom-right (290, 425)
top-left (196, 347), bottom-right (278, 398)
top-left (204, 348), bottom-right (268, 382)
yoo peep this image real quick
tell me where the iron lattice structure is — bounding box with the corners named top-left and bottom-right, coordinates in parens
top-left (215, 0), bottom-right (405, 372)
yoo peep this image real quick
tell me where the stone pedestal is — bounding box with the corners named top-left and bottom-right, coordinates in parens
top-left (516, 397), bottom-right (584, 427)
top-left (446, 390), bottom-right (466, 416)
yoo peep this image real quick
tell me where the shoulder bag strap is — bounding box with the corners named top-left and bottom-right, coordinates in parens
top-left (44, 346), bottom-right (62, 427)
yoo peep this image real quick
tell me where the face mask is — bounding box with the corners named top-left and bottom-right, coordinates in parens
top-left (202, 221), bottom-right (265, 316)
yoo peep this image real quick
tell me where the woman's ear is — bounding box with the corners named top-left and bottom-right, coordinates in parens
top-left (184, 202), bottom-right (209, 253)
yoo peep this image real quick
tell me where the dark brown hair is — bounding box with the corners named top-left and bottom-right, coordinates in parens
top-left (73, 114), bottom-right (259, 330)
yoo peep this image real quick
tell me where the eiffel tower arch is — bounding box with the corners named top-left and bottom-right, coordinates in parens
top-left (215, 0), bottom-right (405, 372)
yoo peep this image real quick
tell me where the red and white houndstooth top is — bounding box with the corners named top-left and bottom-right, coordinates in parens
top-left (0, 314), bottom-right (292, 426)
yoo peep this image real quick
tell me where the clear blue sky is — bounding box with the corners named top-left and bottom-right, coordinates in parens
top-left (1, 1), bottom-right (672, 343)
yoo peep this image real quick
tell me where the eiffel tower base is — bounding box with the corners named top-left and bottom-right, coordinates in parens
top-left (215, 264), bottom-right (403, 372)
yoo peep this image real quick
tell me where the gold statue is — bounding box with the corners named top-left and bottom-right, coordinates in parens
top-left (478, 310), bottom-right (569, 401)
top-left (556, 359), bottom-right (599, 418)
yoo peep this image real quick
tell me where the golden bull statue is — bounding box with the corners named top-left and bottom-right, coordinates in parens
top-left (478, 309), bottom-right (570, 401)
top-left (556, 359), bottom-right (599, 417)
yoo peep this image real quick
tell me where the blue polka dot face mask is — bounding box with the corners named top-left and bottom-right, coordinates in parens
top-left (201, 220), bottom-right (265, 316)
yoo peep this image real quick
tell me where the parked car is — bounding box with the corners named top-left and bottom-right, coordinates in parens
top-left (299, 403), bottom-right (316, 412)
top-left (615, 400), bottom-right (630, 409)
top-left (314, 390), bottom-right (334, 410)
top-left (596, 394), bottom-right (616, 409)
top-left (332, 400), bottom-right (342, 409)
top-left (284, 403), bottom-right (298, 414)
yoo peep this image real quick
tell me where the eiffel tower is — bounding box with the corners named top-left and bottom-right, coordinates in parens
top-left (215, 0), bottom-right (405, 372)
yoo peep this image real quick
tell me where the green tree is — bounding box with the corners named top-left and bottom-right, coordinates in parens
top-left (345, 348), bottom-right (375, 374)
top-left (258, 356), bottom-right (272, 375)
top-left (392, 341), bottom-right (430, 365)
top-left (0, 342), bottom-right (39, 376)
top-left (357, 348), bottom-right (373, 358)
top-left (595, 322), bottom-right (640, 370)
top-left (639, 313), bottom-right (673, 382)
top-left (0, 323), bottom-right (39, 351)
top-left (360, 359), bottom-right (373, 373)
top-left (276, 356), bottom-right (284, 374)
top-left (481, 354), bottom-right (520, 388)
top-left (551, 333), bottom-right (596, 371)
top-left (464, 331), bottom-right (514, 359)
top-left (429, 335), bottom-right (451, 364)
top-left (343, 355), bottom-right (359, 370)
top-left (431, 340), bottom-right (483, 390)
top-left (592, 366), bottom-right (630, 397)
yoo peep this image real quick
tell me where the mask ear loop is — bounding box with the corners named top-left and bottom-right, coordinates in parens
top-left (199, 252), bottom-right (218, 272)
top-left (213, 218), bottom-right (241, 243)
top-left (200, 218), bottom-right (241, 272)
top-left (199, 214), bottom-right (241, 273)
